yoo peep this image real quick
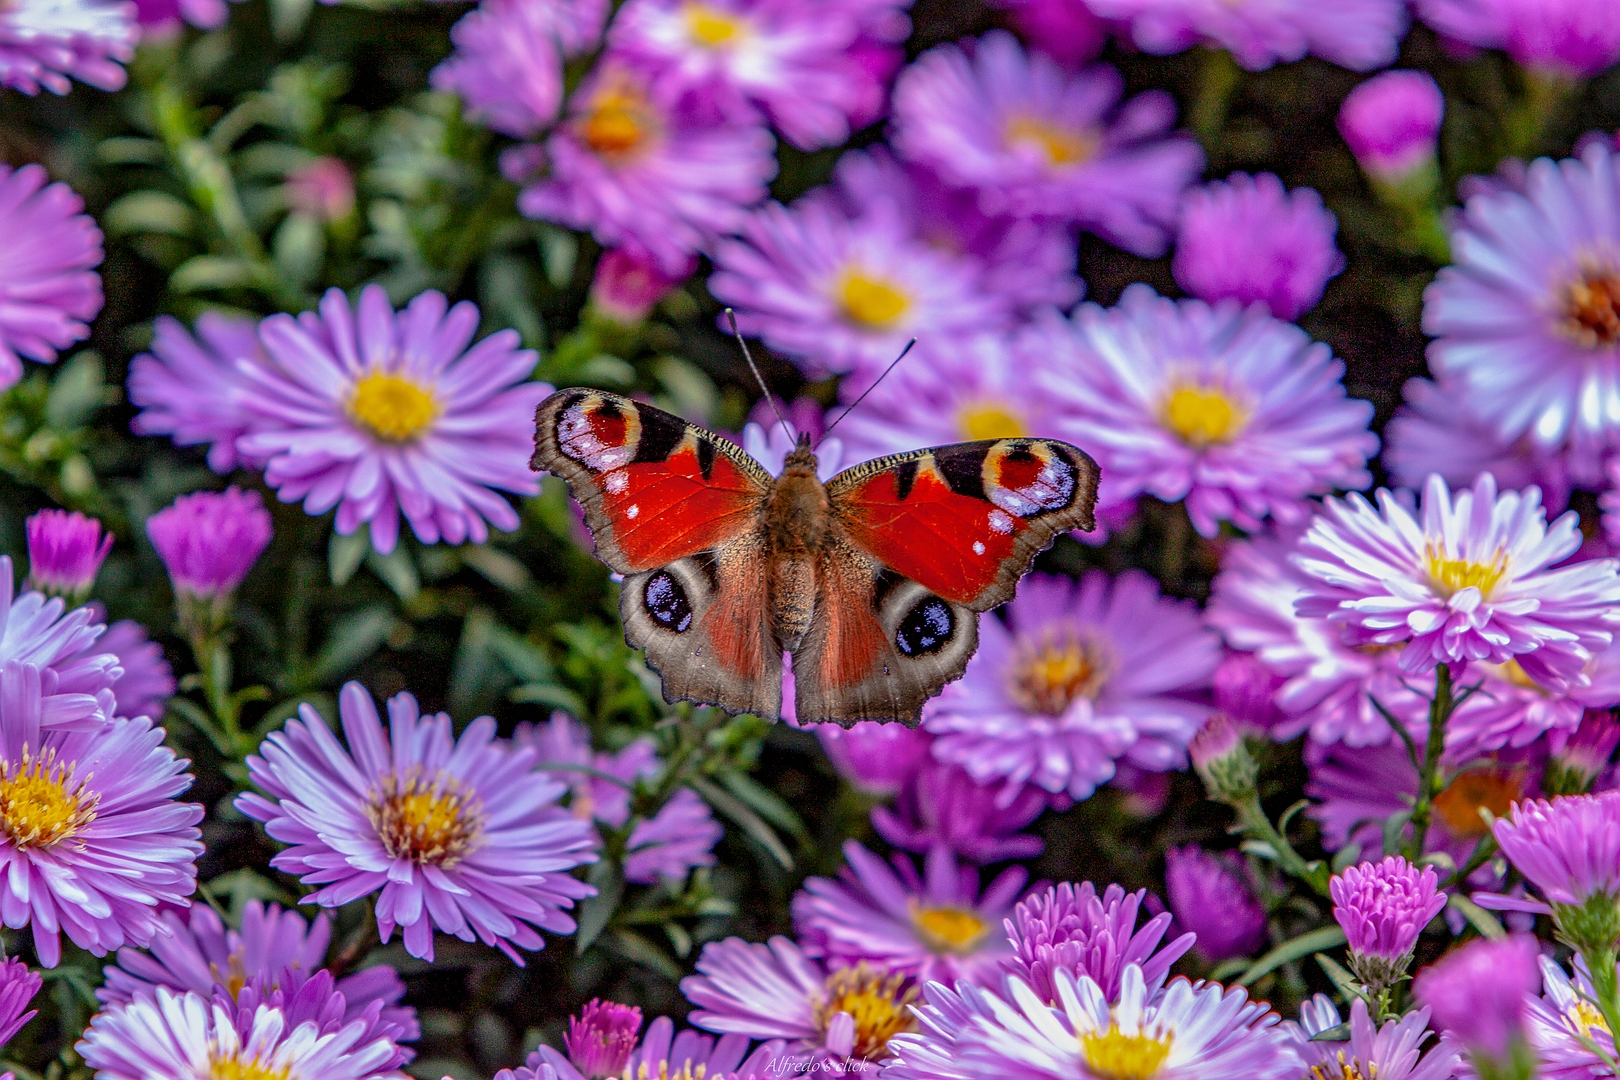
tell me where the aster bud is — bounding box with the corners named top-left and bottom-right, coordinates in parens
top-left (1337, 71), bottom-right (1444, 187)
top-left (589, 248), bottom-right (693, 325)
top-left (25, 509), bottom-right (111, 601)
top-left (1164, 845), bottom-right (1266, 963)
top-left (146, 487), bottom-right (273, 636)
top-left (1189, 715), bottom-right (1257, 805)
top-left (1413, 935), bottom-right (1540, 1078)
top-left (1330, 856), bottom-right (1446, 993)
top-left (564, 999), bottom-right (642, 1079)
top-left (1543, 711), bottom-right (1620, 796)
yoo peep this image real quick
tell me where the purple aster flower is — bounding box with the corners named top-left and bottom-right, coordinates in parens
top-left (1526, 953), bottom-right (1620, 1080)
top-left (1477, 792), bottom-right (1620, 919)
top-left (892, 32), bottom-right (1204, 257)
top-left (1286, 996), bottom-right (1460, 1080)
top-left (516, 1015), bottom-right (783, 1080)
top-left (815, 720), bottom-right (930, 796)
top-left (709, 198), bottom-right (1012, 380)
top-left (925, 571), bottom-right (1219, 802)
top-left (1212, 650), bottom-right (1288, 736)
top-left (236, 681), bottom-right (598, 963)
top-left (682, 936), bottom-right (916, 1065)
top-left (128, 312), bottom-right (269, 475)
top-left (872, 756), bottom-right (1050, 864)
top-left (624, 787), bottom-right (722, 884)
top-left (130, 0), bottom-right (236, 33)
top-left (238, 286), bottom-right (549, 554)
top-left (1165, 846), bottom-right (1267, 963)
top-left (1035, 286), bottom-right (1377, 538)
top-left (78, 983), bottom-right (403, 1080)
top-left (0, 556), bottom-right (120, 729)
top-left (1338, 71), bottom-right (1446, 184)
top-left (0, 958), bottom-right (39, 1048)
top-left (0, 660), bottom-right (202, 966)
top-left (1084, 0), bottom-right (1407, 71)
top-left (517, 62), bottom-right (776, 276)
top-left (793, 840), bottom-right (1026, 986)
top-left (735, 418), bottom-right (843, 483)
top-left (1292, 473), bottom-right (1620, 689)
top-left (99, 899), bottom-right (416, 1041)
top-left (1413, 934), bottom-right (1541, 1057)
top-left (0, 0), bottom-right (135, 95)
top-left (1330, 856), bottom-right (1447, 989)
top-left (559, 1000), bottom-right (641, 1079)
top-left (1002, 881), bottom-right (1195, 1005)
top-left (147, 487), bottom-right (273, 601)
top-left (1425, 144), bottom-right (1620, 471)
top-left (285, 157), bottom-right (355, 223)
top-left (1172, 172), bottom-right (1343, 321)
top-left (589, 248), bottom-right (694, 325)
top-left (25, 509), bottom-right (110, 600)
top-left (0, 164), bottom-right (104, 390)
top-left (1416, 0), bottom-right (1620, 77)
top-left (432, 0), bottom-right (580, 139)
top-left (97, 618), bottom-right (174, 721)
top-left (992, 0), bottom-right (1107, 68)
top-left (1546, 709), bottom-right (1620, 795)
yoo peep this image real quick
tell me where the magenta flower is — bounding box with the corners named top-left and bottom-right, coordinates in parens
top-left (1413, 934), bottom-right (1541, 1057)
top-left (924, 571), bottom-right (1220, 802)
top-left (891, 31), bottom-right (1204, 257)
top-left (97, 618), bottom-right (174, 721)
top-left (515, 1015), bottom-right (781, 1080)
top-left (1292, 473), bottom-right (1620, 688)
top-left (992, 0), bottom-right (1107, 68)
top-left (815, 720), bottom-right (931, 796)
top-left (0, 164), bottom-right (104, 390)
top-left (431, 0), bottom-right (605, 139)
top-left (25, 509), bottom-right (110, 599)
top-left (238, 286), bottom-right (549, 554)
top-left (128, 313), bottom-right (269, 476)
top-left (1331, 856), bottom-right (1447, 988)
top-left (1546, 710), bottom-right (1620, 794)
top-left (1525, 954), bottom-right (1620, 1080)
top-left (1084, 0), bottom-right (1407, 71)
top-left (0, 557), bottom-right (121, 730)
top-left (1212, 650), bottom-right (1288, 736)
top-left (0, 661), bottom-right (202, 966)
top-left (792, 841), bottom-right (1026, 986)
top-left (1338, 71), bottom-right (1445, 183)
top-left (1165, 846), bottom-right (1267, 963)
top-left (564, 999), bottom-right (642, 1079)
top-left (285, 157), bottom-right (354, 222)
top-left (1003, 880), bottom-right (1195, 1005)
top-left (0, 0), bottom-right (135, 94)
top-left (0, 959), bottom-right (39, 1049)
top-left (236, 681), bottom-right (598, 963)
top-left (589, 248), bottom-right (694, 324)
top-left (147, 487), bottom-right (273, 600)
top-left (1287, 996), bottom-right (1460, 1080)
top-left (1035, 286), bottom-right (1377, 537)
top-left (871, 756), bottom-right (1050, 864)
top-left (624, 788), bottom-right (722, 884)
top-left (1416, 0), bottom-right (1620, 77)
top-left (1481, 792), bottom-right (1620, 914)
top-left (517, 63), bottom-right (776, 276)
top-left (129, 0), bottom-right (235, 32)
top-left (1173, 172), bottom-right (1343, 320)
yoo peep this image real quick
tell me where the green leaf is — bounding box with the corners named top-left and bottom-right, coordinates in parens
top-left (575, 860), bottom-right (624, 954)
top-left (329, 527), bottom-right (369, 586)
top-left (539, 225), bottom-right (577, 288)
top-left (45, 352), bottom-right (106, 429)
top-left (691, 776), bottom-right (793, 870)
top-left (1238, 926), bottom-right (1347, 987)
top-left (1448, 892), bottom-right (1507, 940)
top-left (609, 929), bottom-right (683, 981)
top-left (310, 605), bottom-right (396, 683)
top-left (1309, 1022), bottom-right (1353, 1043)
top-left (105, 190), bottom-right (196, 235)
top-left (1315, 952), bottom-right (1361, 1000)
top-left (170, 255), bottom-right (267, 293)
top-left (1331, 842), bottom-right (1364, 873)
top-left (273, 211), bottom-right (325, 285)
top-left (366, 545), bottom-right (420, 601)
top-left (269, 0), bottom-right (315, 40)
top-left (461, 545), bottom-right (532, 592)
top-left (510, 681), bottom-right (588, 718)
top-left (718, 770), bottom-right (808, 841)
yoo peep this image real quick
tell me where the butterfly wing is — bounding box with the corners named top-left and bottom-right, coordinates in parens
top-left (791, 438), bottom-right (1099, 726)
top-left (532, 389), bottom-right (782, 716)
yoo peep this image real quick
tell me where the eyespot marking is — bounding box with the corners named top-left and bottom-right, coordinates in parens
top-left (896, 597), bottom-right (953, 656)
top-left (984, 442), bottom-right (1076, 518)
top-left (643, 570), bottom-right (693, 633)
top-left (558, 397), bottom-right (639, 472)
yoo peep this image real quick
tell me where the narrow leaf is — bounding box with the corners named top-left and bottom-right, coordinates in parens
top-left (1448, 893), bottom-right (1507, 940)
top-left (574, 860), bottom-right (624, 954)
top-left (691, 776), bottom-right (793, 870)
top-left (1239, 926), bottom-right (1347, 987)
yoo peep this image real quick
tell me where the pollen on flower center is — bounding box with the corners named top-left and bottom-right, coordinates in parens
top-left (1160, 385), bottom-right (1248, 447)
top-left (210, 1056), bottom-right (290, 1080)
top-left (1007, 628), bottom-right (1109, 716)
top-left (1568, 1000), bottom-right (1611, 1038)
top-left (958, 402), bottom-right (1026, 441)
top-left (1433, 769), bottom-right (1522, 839)
top-left (0, 750), bottom-right (97, 850)
top-left (683, 1), bottom-right (745, 46)
top-left (837, 271), bottom-right (911, 329)
top-left (1004, 115), bottom-right (1094, 166)
top-left (579, 86), bottom-right (656, 160)
top-left (350, 372), bottom-right (439, 442)
top-left (812, 965), bottom-right (916, 1061)
top-left (369, 772), bottom-right (482, 866)
top-left (1424, 542), bottom-right (1508, 599)
top-left (1079, 1024), bottom-right (1173, 1080)
top-left (1309, 1052), bottom-right (1371, 1080)
top-left (911, 904), bottom-right (989, 953)
top-left (1559, 267), bottom-right (1620, 348)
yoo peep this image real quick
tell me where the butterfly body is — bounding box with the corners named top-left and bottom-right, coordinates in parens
top-left (532, 388), bottom-right (1100, 726)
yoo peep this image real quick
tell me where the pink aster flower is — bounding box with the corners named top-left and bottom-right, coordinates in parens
top-left (0, 164), bottom-right (104, 390)
top-left (1338, 71), bottom-right (1446, 184)
top-left (0, 0), bottom-right (134, 94)
top-left (0, 660), bottom-right (202, 966)
top-left (925, 571), bottom-right (1219, 802)
top-left (1173, 172), bottom-right (1344, 321)
top-left (147, 487), bottom-right (273, 601)
top-left (1546, 709), bottom-right (1620, 795)
top-left (1212, 650), bottom-right (1289, 736)
top-left (563, 999), bottom-right (642, 1079)
top-left (992, 0), bottom-right (1108, 68)
top-left (236, 681), bottom-right (598, 963)
top-left (1286, 996), bottom-right (1460, 1080)
top-left (1293, 473), bottom-right (1620, 688)
top-left (432, 0), bottom-right (597, 139)
top-left (792, 840), bottom-right (1026, 986)
top-left (128, 313), bottom-right (269, 475)
top-left (129, 0), bottom-right (236, 33)
top-left (709, 196), bottom-right (1012, 380)
top-left (1165, 845), bottom-right (1267, 963)
top-left (513, 1014), bottom-right (783, 1080)
top-left (815, 720), bottom-right (930, 796)
top-left (285, 157), bottom-right (355, 223)
top-left (588, 248), bottom-right (694, 325)
top-left (97, 618), bottom-right (173, 721)
top-left (517, 62), bottom-right (776, 276)
top-left (1084, 0), bottom-right (1407, 71)
top-left (25, 509), bottom-right (110, 600)
top-left (1035, 285), bottom-right (1377, 537)
top-left (871, 755), bottom-right (1050, 864)
top-left (1415, 0), bottom-right (1620, 78)
top-left (1413, 934), bottom-right (1541, 1057)
top-left (0, 959), bottom-right (39, 1048)
top-left (1526, 954), bottom-right (1620, 1080)
top-left (1003, 881), bottom-right (1196, 1005)
top-left (891, 31), bottom-right (1204, 257)
top-left (1331, 856), bottom-right (1447, 988)
top-left (1424, 144), bottom-right (1620, 470)
top-left (238, 286), bottom-right (549, 554)
top-left (1478, 792), bottom-right (1620, 916)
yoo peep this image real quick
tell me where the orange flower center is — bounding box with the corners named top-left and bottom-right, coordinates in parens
top-left (1560, 267), bottom-right (1620, 348)
top-left (1433, 769), bottom-right (1522, 838)
top-left (1007, 628), bottom-right (1109, 716)
top-left (812, 965), bottom-right (915, 1061)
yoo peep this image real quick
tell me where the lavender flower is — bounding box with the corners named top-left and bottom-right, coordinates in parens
top-left (815, 720), bottom-right (931, 796)
top-left (520, 1015), bottom-right (781, 1080)
top-left (0, 164), bottom-right (104, 390)
top-left (1001, 881), bottom-right (1195, 1004)
top-left (432, 0), bottom-right (600, 139)
top-left (1526, 953), bottom-right (1620, 1079)
top-left (1545, 711), bottom-right (1620, 796)
top-left (1085, 0), bottom-right (1408, 71)
top-left (97, 618), bottom-right (174, 721)
top-left (0, 0), bottom-right (135, 95)
top-left (564, 999), bottom-right (642, 1079)
top-left (1416, 0), bottom-right (1620, 77)
top-left (130, 0), bottom-right (236, 33)
top-left (0, 959), bottom-right (39, 1048)
top-left (1165, 846), bottom-right (1267, 963)
top-left (147, 487), bottom-right (273, 601)
top-left (0, 556), bottom-right (121, 730)
top-left (992, 0), bottom-right (1107, 68)
top-left (1173, 172), bottom-right (1343, 320)
top-left (1338, 71), bottom-right (1445, 184)
top-left (871, 756), bottom-right (1049, 864)
top-left (1413, 934), bottom-right (1541, 1057)
top-left (1287, 996), bottom-right (1459, 1080)
top-left (624, 788), bottom-right (722, 884)
top-left (127, 313), bottom-right (269, 475)
top-left (589, 248), bottom-right (693, 324)
top-left (1330, 856), bottom-right (1447, 989)
top-left (1478, 793), bottom-right (1620, 957)
top-left (25, 509), bottom-right (110, 600)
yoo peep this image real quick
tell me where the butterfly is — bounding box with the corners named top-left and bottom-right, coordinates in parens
top-left (531, 388), bottom-right (1100, 726)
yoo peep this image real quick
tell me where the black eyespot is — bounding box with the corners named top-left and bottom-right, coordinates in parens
top-left (896, 598), bottom-right (953, 656)
top-left (643, 571), bottom-right (693, 633)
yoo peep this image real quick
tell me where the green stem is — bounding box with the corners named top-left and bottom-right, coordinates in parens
top-left (1189, 47), bottom-right (1241, 150)
top-left (1406, 663), bottom-right (1454, 861)
top-left (1237, 794), bottom-right (1330, 896)
top-left (1584, 945), bottom-right (1620, 1053)
top-left (1501, 69), bottom-right (1579, 161)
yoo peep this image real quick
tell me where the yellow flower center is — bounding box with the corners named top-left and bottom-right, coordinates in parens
top-left (1004, 115), bottom-right (1094, 166)
top-left (1080, 1025), bottom-right (1174, 1080)
top-left (578, 84), bottom-right (657, 161)
top-left (211, 1057), bottom-right (290, 1080)
top-left (1309, 1053), bottom-right (1372, 1080)
top-left (911, 904), bottom-right (989, 953)
top-left (1559, 267), bottom-right (1620, 349)
top-left (211, 950), bottom-right (250, 1000)
top-left (1007, 628), bottom-right (1109, 717)
top-left (0, 750), bottom-right (96, 850)
top-left (684, 1), bottom-right (744, 46)
top-left (813, 965), bottom-right (915, 1061)
top-left (1161, 384), bottom-right (1248, 447)
top-left (1569, 1000), bottom-right (1611, 1038)
top-left (350, 372), bottom-right (438, 442)
top-left (837, 271), bottom-right (911, 329)
top-left (958, 402), bottom-right (1026, 441)
top-left (1486, 658), bottom-right (1542, 692)
top-left (1424, 542), bottom-right (1508, 600)
top-left (369, 772), bottom-right (482, 866)
top-left (1433, 769), bottom-right (1522, 839)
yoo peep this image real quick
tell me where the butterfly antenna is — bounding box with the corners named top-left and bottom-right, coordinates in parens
top-left (725, 308), bottom-right (790, 434)
top-left (820, 338), bottom-right (916, 442)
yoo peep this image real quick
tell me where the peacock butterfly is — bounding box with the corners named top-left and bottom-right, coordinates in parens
top-left (531, 388), bottom-right (1100, 726)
